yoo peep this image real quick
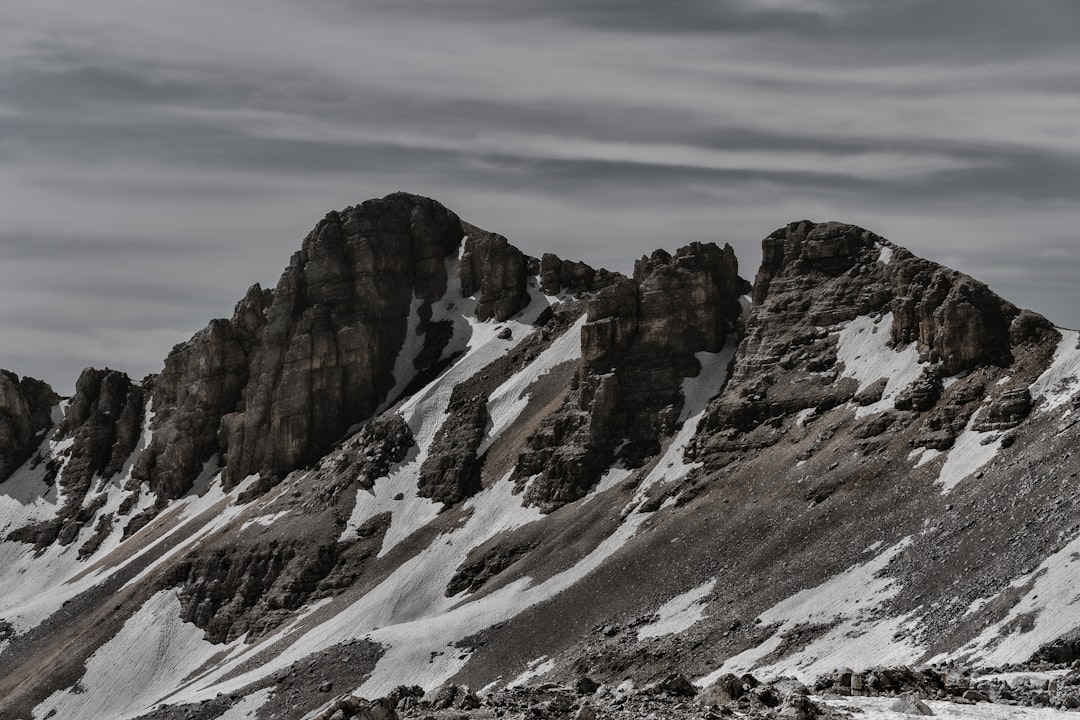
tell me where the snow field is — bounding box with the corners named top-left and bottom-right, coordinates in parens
top-left (936, 414), bottom-right (1003, 493)
top-left (631, 342), bottom-right (737, 507)
top-left (637, 579), bottom-right (716, 640)
top-left (697, 538), bottom-right (918, 685)
top-left (1030, 330), bottom-right (1080, 414)
top-left (507, 656), bottom-right (556, 687)
top-left (479, 313), bottom-right (586, 456)
top-left (944, 529), bottom-right (1080, 666)
top-left (823, 694), bottom-right (1080, 720)
top-left (833, 313), bottom-right (923, 419)
top-left (32, 590), bottom-right (234, 720)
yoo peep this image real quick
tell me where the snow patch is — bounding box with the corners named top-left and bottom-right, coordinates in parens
top-left (341, 262), bottom-right (555, 556)
top-left (908, 447), bottom-right (941, 469)
top-left (877, 245), bottom-right (894, 265)
top-left (834, 314), bottom-right (923, 418)
top-left (949, 528), bottom-right (1080, 665)
top-left (1030, 329), bottom-right (1080, 414)
top-left (479, 313), bottom-right (587, 455)
top-left (936, 414), bottom-right (1002, 493)
top-left (240, 510), bottom-right (291, 531)
top-left (217, 688), bottom-right (275, 720)
top-left (632, 341), bottom-right (737, 504)
top-left (637, 579), bottom-right (716, 640)
top-left (508, 656), bottom-right (555, 687)
top-left (823, 694), bottom-right (1080, 720)
top-left (698, 538), bottom-right (918, 685)
top-left (32, 590), bottom-right (234, 720)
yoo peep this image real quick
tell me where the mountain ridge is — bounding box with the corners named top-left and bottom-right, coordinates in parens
top-left (1, 192), bottom-right (1079, 720)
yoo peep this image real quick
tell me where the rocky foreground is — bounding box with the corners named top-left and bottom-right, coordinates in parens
top-left (140, 662), bottom-right (1080, 720)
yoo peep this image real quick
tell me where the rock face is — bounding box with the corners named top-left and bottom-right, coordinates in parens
top-left (703, 220), bottom-right (1052, 451)
top-left (518, 241), bottom-right (749, 510)
top-left (6, 368), bottom-right (145, 550)
top-left (221, 193), bottom-right (466, 488)
top-left (133, 283), bottom-right (271, 501)
top-left (0, 371), bottom-right (57, 481)
top-left (459, 224), bottom-right (529, 322)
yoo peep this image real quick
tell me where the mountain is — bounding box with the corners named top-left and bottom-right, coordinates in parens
top-left (2, 193), bottom-right (1079, 720)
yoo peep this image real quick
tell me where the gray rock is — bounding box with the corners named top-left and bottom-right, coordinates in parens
top-left (890, 692), bottom-right (935, 715)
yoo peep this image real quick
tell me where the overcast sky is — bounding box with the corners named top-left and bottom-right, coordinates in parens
top-left (3, 0), bottom-right (1079, 392)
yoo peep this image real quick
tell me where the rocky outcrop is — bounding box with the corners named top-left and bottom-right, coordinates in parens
top-left (165, 539), bottom-right (341, 643)
top-left (0, 371), bottom-right (58, 481)
top-left (220, 193), bottom-right (466, 488)
top-left (134, 283), bottom-right (271, 501)
top-left (418, 389), bottom-right (488, 507)
top-left (459, 224), bottom-right (529, 322)
top-left (539, 253), bottom-right (621, 296)
top-left (890, 256), bottom-right (1020, 375)
top-left (7, 368), bottom-right (143, 549)
top-left (122, 194), bottom-right (534, 503)
top-left (519, 242), bottom-right (749, 510)
top-left (704, 221), bottom-right (1041, 446)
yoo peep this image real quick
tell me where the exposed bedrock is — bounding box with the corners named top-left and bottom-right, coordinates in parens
top-left (120, 194), bottom-right (540, 504)
top-left (0, 370), bottom-right (58, 482)
top-left (220, 193), bottom-right (466, 489)
top-left (703, 219), bottom-right (1057, 449)
top-left (7, 368), bottom-right (145, 549)
top-left (520, 242), bottom-right (750, 510)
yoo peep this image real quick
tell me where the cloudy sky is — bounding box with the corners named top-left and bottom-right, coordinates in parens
top-left (3, 0), bottom-right (1079, 392)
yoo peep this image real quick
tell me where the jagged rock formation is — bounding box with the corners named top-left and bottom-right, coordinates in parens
top-left (518, 241), bottom-right (749, 509)
top-left (0, 371), bottom-right (57, 481)
top-left (703, 220), bottom-right (1055, 453)
top-left (4, 197), bottom-right (1080, 720)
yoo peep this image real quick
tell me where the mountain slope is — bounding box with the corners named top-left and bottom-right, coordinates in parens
top-left (1, 194), bottom-right (1078, 720)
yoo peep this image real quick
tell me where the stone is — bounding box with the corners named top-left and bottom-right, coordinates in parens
top-left (459, 224), bottom-right (529, 322)
top-left (890, 692), bottom-right (935, 715)
top-left (653, 672), bottom-right (697, 697)
top-left (520, 241), bottom-right (749, 510)
top-left (699, 674), bottom-right (745, 706)
top-left (574, 704), bottom-right (597, 720)
top-left (0, 371), bottom-right (58, 482)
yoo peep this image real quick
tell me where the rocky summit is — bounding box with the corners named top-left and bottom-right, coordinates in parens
top-left (2, 193), bottom-right (1080, 720)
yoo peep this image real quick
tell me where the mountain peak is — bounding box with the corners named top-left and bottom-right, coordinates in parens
top-left (2, 196), bottom-right (1079, 720)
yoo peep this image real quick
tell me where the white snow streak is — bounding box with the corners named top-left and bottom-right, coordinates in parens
top-left (948, 529), bottom-right (1080, 666)
top-left (32, 590), bottom-right (232, 720)
top-left (698, 538), bottom-right (917, 685)
top-left (480, 313), bottom-right (586, 455)
top-left (824, 694), bottom-right (1080, 720)
top-left (341, 265), bottom-right (554, 556)
top-left (637, 579), bottom-right (716, 640)
top-left (834, 313), bottom-right (923, 418)
top-left (1030, 329), bottom-right (1080, 414)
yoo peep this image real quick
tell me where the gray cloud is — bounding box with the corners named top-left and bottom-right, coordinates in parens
top-left (1, 0), bottom-right (1078, 392)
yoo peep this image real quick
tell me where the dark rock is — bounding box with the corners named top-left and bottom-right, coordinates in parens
top-left (520, 242), bottom-right (748, 510)
top-left (653, 673), bottom-right (698, 697)
top-left (575, 677), bottom-right (600, 695)
top-left (973, 389), bottom-right (1033, 431)
top-left (700, 673), bottom-right (746, 706)
top-left (221, 193), bottom-right (465, 490)
top-left (447, 539), bottom-right (536, 596)
top-left (418, 390), bottom-right (488, 507)
top-left (0, 371), bottom-right (59, 481)
top-left (460, 224), bottom-right (529, 322)
top-left (894, 370), bottom-right (944, 412)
